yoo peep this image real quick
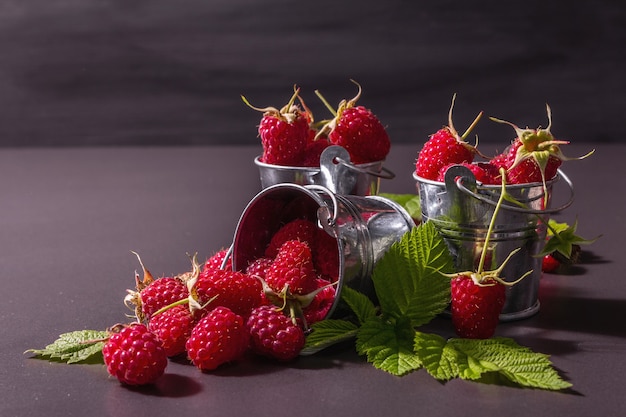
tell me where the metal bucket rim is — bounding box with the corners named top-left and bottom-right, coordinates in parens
top-left (412, 170), bottom-right (559, 190)
top-left (255, 154), bottom-right (393, 178)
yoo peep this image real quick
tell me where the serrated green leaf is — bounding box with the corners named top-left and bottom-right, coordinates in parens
top-left (413, 332), bottom-right (461, 381)
top-left (26, 330), bottom-right (108, 364)
top-left (356, 315), bottom-right (421, 376)
top-left (539, 219), bottom-right (599, 258)
top-left (340, 285), bottom-right (377, 325)
top-left (302, 319), bottom-right (359, 355)
top-left (371, 222), bottom-right (454, 327)
top-left (449, 337), bottom-right (572, 390)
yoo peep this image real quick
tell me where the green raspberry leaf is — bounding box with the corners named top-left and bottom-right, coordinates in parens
top-left (378, 193), bottom-right (421, 220)
top-left (356, 315), bottom-right (421, 376)
top-left (25, 330), bottom-right (109, 364)
top-left (371, 221), bottom-right (454, 327)
top-left (339, 285), bottom-right (378, 325)
top-left (540, 219), bottom-right (599, 259)
top-left (449, 337), bottom-right (572, 390)
top-left (302, 319), bottom-right (359, 355)
top-left (413, 331), bottom-right (462, 381)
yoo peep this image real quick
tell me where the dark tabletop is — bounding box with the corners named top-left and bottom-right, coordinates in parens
top-left (1, 143), bottom-right (624, 417)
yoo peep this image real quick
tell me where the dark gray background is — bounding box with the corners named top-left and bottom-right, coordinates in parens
top-left (1, 0), bottom-right (624, 147)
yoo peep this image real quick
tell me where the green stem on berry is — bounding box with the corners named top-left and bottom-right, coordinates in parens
top-left (314, 89), bottom-right (338, 117)
top-left (476, 168), bottom-right (508, 274)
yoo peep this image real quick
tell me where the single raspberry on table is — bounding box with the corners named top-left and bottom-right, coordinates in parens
top-left (148, 304), bottom-right (196, 357)
top-left (246, 305), bottom-right (306, 361)
top-left (186, 307), bottom-right (250, 371)
top-left (450, 275), bottom-right (506, 339)
top-left (541, 253), bottom-right (561, 273)
top-left (316, 80), bottom-right (390, 164)
top-left (102, 323), bottom-right (168, 386)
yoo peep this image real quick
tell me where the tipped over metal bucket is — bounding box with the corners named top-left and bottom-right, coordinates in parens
top-left (230, 183), bottom-right (415, 320)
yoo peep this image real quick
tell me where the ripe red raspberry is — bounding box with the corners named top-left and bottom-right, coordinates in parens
top-left (148, 305), bottom-right (196, 357)
top-left (489, 105), bottom-right (594, 187)
top-left (328, 105), bottom-right (390, 164)
top-left (139, 277), bottom-right (189, 320)
top-left (125, 252), bottom-right (189, 322)
top-left (311, 227), bottom-right (340, 281)
top-left (302, 278), bottom-right (337, 324)
top-left (245, 257), bottom-right (273, 281)
top-left (246, 305), bottom-right (305, 361)
top-left (450, 275), bottom-right (505, 339)
top-left (191, 268), bottom-right (263, 318)
top-left (315, 81), bottom-right (390, 164)
top-left (265, 240), bottom-right (318, 295)
top-left (436, 162), bottom-right (500, 185)
top-left (301, 136), bottom-right (332, 167)
top-left (265, 219), bottom-right (317, 258)
top-left (541, 253), bottom-right (561, 273)
top-left (186, 307), bottom-right (249, 371)
top-left (102, 323), bottom-right (168, 385)
top-left (243, 89), bottom-right (310, 166)
top-left (415, 96), bottom-right (482, 180)
top-left (202, 248), bottom-right (232, 272)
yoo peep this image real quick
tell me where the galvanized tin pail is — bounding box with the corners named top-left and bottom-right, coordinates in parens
top-left (230, 183), bottom-right (415, 319)
top-left (414, 164), bottom-right (575, 321)
top-left (254, 145), bottom-right (395, 196)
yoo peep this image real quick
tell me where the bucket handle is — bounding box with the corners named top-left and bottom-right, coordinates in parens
top-left (454, 168), bottom-right (575, 214)
top-left (305, 184), bottom-right (340, 228)
top-left (335, 156), bottom-right (396, 180)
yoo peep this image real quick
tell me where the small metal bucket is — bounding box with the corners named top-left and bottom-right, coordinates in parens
top-left (230, 183), bottom-right (415, 319)
top-left (414, 165), bottom-right (575, 321)
top-left (254, 145), bottom-right (395, 196)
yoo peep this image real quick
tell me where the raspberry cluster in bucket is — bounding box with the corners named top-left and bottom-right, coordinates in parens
top-left (243, 80), bottom-right (391, 167)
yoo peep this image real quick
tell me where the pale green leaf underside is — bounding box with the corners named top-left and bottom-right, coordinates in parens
top-left (26, 330), bottom-right (108, 364)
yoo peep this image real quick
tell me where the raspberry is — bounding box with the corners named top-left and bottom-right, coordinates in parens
top-left (246, 305), bottom-right (305, 361)
top-left (243, 89), bottom-right (310, 166)
top-left (265, 218), bottom-right (317, 258)
top-left (311, 227), bottom-right (340, 281)
top-left (203, 248), bottom-right (232, 272)
top-left (148, 305), bottom-right (196, 357)
top-left (125, 252), bottom-right (189, 322)
top-left (436, 162), bottom-right (500, 185)
top-left (245, 257), bottom-right (273, 281)
top-left (301, 136), bottom-right (331, 167)
top-left (328, 105), bottom-right (390, 164)
top-left (489, 106), bottom-right (594, 187)
top-left (139, 277), bottom-right (189, 320)
top-left (265, 240), bottom-right (318, 295)
top-left (302, 278), bottom-right (337, 324)
top-left (192, 268), bottom-right (263, 318)
top-left (186, 307), bottom-right (249, 371)
top-left (317, 82), bottom-right (390, 164)
top-left (541, 253), bottom-right (561, 273)
top-left (415, 96), bottom-right (482, 180)
top-left (450, 276), bottom-right (505, 339)
top-left (102, 323), bottom-right (168, 385)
